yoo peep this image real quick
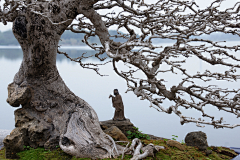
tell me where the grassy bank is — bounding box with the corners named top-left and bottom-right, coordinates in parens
top-left (0, 139), bottom-right (238, 160)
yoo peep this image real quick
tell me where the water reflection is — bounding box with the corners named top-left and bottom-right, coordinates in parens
top-left (0, 49), bottom-right (23, 60)
top-left (0, 48), bottom-right (107, 62)
top-left (0, 48), bottom-right (240, 148)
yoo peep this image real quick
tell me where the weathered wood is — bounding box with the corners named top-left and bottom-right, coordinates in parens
top-left (3, 3), bottom-right (121, 158)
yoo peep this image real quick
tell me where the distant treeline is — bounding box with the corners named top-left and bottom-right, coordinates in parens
top-left (0, 30), bottom-right (239, 46)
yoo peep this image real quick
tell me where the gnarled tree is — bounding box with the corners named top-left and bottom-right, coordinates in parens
top-left (1, 0), bottom-right (240, 159)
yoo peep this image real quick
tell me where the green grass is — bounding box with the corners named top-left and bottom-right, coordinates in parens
top-left (0, 139), bottom-right (238, 160)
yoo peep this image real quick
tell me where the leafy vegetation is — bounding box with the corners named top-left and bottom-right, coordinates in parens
top-left (180, 140), bottom-right (185, 145)
top-left (0, 139), bottom-right (238, 160)
top-left (171, 135), bottom-right (178, 141)
top-left (126, 127), bottom-right (150, 140)
top-left (163, 135), bottom-right (185, 145)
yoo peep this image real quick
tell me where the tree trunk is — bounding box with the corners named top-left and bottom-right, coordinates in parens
top-left (3, 11), bottom-right (119, 159)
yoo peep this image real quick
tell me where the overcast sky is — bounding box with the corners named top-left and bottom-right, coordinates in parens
top-left (0, 0), bottom-right (238, 32)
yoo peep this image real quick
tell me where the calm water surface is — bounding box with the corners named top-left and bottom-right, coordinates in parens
top-left (0, 46), bottom-right (239, 148)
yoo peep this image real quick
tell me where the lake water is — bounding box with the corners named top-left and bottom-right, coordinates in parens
top-left (0, 45), bottom-right (240, 148)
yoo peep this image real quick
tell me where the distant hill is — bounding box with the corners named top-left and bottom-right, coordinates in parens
top-left (0, 30), bottom-right (239, 46)
top-left (59, 30), bottom-right (126, 46)
top-left (0, 30), bottom-right (19, 45)
top-left (0, 30), bottom-right (126, 46)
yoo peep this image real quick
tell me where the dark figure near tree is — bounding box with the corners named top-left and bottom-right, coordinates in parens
top-left (109, 89), bottom-right (126, 121)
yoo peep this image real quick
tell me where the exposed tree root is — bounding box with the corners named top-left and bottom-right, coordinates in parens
top-left (59, 128), bottom-right (165, 160)
top-left (125, 138), bottom-right (165, 160)
top-left (58, 102), bottom-right (125, 159)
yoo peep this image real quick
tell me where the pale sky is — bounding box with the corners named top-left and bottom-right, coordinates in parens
top-left (0, 0), bottom-right (238, 32)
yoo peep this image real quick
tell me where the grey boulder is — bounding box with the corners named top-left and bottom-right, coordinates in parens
top-left (185, 131), bottom-right (208, 151)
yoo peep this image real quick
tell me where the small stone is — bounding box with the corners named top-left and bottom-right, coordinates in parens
top-left (166, 140), bottom-right (185, 151)
top-left (101, 125), bottom-right (108, 130)
top-left (185, 131), bottom-right (208, 151)
top-left (104, 126), bottom-right (129, 141)
top-left (205, 150), bottom-right (212, 156)
top-left (211, 146), bottom-right (218, 151)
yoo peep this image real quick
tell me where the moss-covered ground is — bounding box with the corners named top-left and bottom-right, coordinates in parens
top-left (0, 139), bottom-right (238, 160)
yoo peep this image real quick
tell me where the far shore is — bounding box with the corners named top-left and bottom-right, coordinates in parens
top-left (0, 45), bottom-right (96, 50)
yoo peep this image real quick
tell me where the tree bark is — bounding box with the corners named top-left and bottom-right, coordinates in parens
top-left (3, 9), bottom-right (119, 159)
top-left (2, 1), bottom-right (165, 159)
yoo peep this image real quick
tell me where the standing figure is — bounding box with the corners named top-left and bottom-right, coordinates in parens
top-left (109, 89), bottom-right (126, 121)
